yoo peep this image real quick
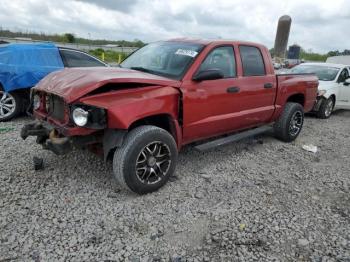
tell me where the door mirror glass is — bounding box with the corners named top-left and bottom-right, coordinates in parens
top-left (344, 78), bottom-right (350, 86)
top-left (192, 69), bottom-right (224, 81)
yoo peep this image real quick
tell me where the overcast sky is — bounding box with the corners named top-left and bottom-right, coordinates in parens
top-left (0, 0), bottom-right (349, 53)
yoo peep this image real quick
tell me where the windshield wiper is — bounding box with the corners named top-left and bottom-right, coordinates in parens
top-left (129, 66), bottom-right (152, 73)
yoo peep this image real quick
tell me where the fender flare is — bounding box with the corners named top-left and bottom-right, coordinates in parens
top-left (103, 129), bottom-right (127, 162)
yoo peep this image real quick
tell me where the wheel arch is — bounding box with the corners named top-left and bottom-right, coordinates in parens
top-left (329, 94), bottom-right (336, 103)
top-left (286, 93), bottom-right (305, 106)
top-left (128, 113), bottom-right (181, 146)
top-left (104, 113), bottom-right (182, 162)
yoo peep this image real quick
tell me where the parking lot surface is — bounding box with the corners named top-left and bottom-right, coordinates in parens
top-left (1, 111), bottom-right (349, 261)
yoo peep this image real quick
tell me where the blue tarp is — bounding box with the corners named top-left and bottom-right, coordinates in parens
top-left (0, 43), bottom-right (64, 92)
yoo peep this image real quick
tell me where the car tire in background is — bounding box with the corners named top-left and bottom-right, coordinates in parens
top-left (317, 97), bottom-right (334, 119)
top-left (113, 125), bottom-right (178, 194)
top-left (0, 90), bottom-right (22, 121)
top-left (274, 102), bottom-right (304, 142)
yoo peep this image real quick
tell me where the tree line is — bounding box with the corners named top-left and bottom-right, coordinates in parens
top-left (0, 29), bottom-right (146, 48)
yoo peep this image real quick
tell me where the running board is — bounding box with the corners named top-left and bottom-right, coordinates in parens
top-left (195, 125), bottom-right (273, 152)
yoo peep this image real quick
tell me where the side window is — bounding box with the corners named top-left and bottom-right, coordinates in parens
top-left (338, 69), bottom-right (349, 83)
top-left (198, 46), bottom-right (236, 78)
top-left (60, 49), bottom-right (105, 67)
top-left (239, 46), bottom-right (266, 76)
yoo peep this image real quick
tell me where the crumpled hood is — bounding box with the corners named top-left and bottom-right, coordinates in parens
top-left (34, 67), bottom-right (180, 103)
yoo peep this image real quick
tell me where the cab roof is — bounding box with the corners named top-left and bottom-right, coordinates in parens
top-left (165, 38), bottom-right (267, 48)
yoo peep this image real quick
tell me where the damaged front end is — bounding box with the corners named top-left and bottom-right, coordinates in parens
top-left (21, 90), bottom-right (107, 156)
top-left (21, 121), bottom-right (100, 155)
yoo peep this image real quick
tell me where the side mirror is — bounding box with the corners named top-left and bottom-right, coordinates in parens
top-left (193, 69), bottom-right (224, 81)
top-left (344, 78), bottom-right (350, 86)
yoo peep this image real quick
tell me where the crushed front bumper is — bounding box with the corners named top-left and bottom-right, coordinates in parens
top-left (21, 121), bottom-right (99, 155)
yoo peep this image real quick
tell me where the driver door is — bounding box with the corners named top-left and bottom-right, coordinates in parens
top-left (337, 68), bottom-right (350, 109)
top-left (181, 46), bottom-right (243, 143)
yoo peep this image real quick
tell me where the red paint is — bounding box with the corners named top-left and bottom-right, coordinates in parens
top-left (33, 39), bottom-right (318, 149)
top-left (35, 67), bottom-right (180, 103)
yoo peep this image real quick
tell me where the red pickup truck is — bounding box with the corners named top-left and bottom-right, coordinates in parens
top-left (21, 39), bottom-right (318, 194)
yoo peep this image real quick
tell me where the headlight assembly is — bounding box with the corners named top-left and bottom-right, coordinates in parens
top-left (71, 105), bottom-right (106, 129)
top-left (72, 107), bottom-right (89, 127)
top-left (33, 94), bottom-right (41, 110)
top-left (318, 90), bottom-right (327, 96)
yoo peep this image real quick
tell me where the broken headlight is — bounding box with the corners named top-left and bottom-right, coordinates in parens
top-left (33, 94), bottom-right (41, 110)
top-left (72, 108), bottom-right (89, 127)
top-left (71, 105), bottom-right (106, 129)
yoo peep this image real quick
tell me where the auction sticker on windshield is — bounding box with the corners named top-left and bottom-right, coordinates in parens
top-left (175, 49), bottom-right (198, 57)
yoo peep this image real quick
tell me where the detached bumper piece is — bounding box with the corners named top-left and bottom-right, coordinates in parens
top-left (312, 97), bottom-right (324, 112)
top-left (21, 122), bottom-right (98, 155)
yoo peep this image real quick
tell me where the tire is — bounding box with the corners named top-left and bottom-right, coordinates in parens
top-left (274, 102), bottom-right (304, 142)
top-left (0, 91), bottom-right (22, 121)
top-left (113, 125), bottom-right (178, 194)
top-left (317, 97), bottom-right (334, 119)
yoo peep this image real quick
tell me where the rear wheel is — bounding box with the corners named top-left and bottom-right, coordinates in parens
top-left (317, 97), bottom-right (334, 119)
top-left (113, 125), bottom-right (178, 194)
top-left (274, 102), bottom-right (304, 142)
top-left (0, 91), bottom-right (21, 121)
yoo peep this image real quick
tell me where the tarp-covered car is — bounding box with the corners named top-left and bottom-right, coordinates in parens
top-left (0, 43), bottom-right (107, 121)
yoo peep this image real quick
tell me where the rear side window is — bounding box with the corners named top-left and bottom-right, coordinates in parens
top-left (60, 49), bottom-right (105, 67)
top-left (239, 46), bottom-right (265, 76)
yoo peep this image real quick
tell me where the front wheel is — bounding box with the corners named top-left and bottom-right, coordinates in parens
top-left (317, 97), bottom-right (334, 119)
top-left (274, 102), bottom-right (304, 142)
top-left (113, 125), bottom-right (178, 194)
top-left (0, 91), bottom-right (21, 121)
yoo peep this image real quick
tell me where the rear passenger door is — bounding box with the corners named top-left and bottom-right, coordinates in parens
top-left (59, 49), bottom-right (106, 67)
top-left (235, 45), bottom-right (277, 125)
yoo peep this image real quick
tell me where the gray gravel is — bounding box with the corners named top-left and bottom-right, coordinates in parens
top-left (1, 111), bottom-right (350, 261)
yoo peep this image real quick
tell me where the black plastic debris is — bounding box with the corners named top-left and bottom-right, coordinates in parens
top-left (33, 156), bottom-right (44, 171)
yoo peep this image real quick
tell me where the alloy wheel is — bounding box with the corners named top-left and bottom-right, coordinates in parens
top-left (135, 141), bottom-right (171, 184)
top-left (0, 91), bottom-right (16, 119)
top-left (289, 111), bottom-right (303, 136)
top-left (324, 99), bottom-right (334, 117)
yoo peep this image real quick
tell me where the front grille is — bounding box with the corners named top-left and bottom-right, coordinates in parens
top-left (46, 94), bottom-right (65, 121)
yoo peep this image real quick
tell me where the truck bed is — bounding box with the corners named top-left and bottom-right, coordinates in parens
top-left (272, 73), bottom-right (319, 120)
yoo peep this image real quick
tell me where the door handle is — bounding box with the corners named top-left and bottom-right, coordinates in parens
top-left (226, 86), bottom-right (240, 93)
top-left (264, 83), bottom-right (273, 88)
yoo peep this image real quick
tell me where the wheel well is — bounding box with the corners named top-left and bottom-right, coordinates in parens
top-left (104, 114), bottom-right (178, 163)
top-left (287, 94), bottom-right (305, 106)
top-left (329, 94), bottom-right (336, 103)
top-left (128, 114), bottom-right (177, 140)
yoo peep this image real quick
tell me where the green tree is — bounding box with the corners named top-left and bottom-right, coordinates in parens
top-left (64, 33), bottom-right (75, 43)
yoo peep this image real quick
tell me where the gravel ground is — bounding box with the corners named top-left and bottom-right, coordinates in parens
top-left (0, 111), bottom-right (349, 261)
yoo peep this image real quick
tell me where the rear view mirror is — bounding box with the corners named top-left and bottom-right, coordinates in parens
top-left (344, 78), bottom-right (350, 86)
top-left (193, 69), bottom-right (224, 81)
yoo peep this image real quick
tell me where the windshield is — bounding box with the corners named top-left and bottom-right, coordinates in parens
top-left (120, 41), bottom-right (204, 80)
top-left (290, 65), bottom-right (340, 81)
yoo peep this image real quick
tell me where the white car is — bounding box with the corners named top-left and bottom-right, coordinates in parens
top-left (290, 63), bottom-right (350, 118)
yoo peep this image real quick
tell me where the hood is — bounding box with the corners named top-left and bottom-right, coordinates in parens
top-left (34, 67), bottom-right (180, 103)
top-left (318, 80), bottom-right (336, 91)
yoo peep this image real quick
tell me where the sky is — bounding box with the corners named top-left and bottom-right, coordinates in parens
top-left (0, 0), bottom-right (349, 53)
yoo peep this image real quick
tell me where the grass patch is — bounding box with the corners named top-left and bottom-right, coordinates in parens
top-left (89, 49), bottom-right (130, 63)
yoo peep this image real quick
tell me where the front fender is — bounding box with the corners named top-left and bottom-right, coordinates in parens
top-left (80, 85), bottom-right (180, 129)
top-left (320, 90), bottom-right (335, 99)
